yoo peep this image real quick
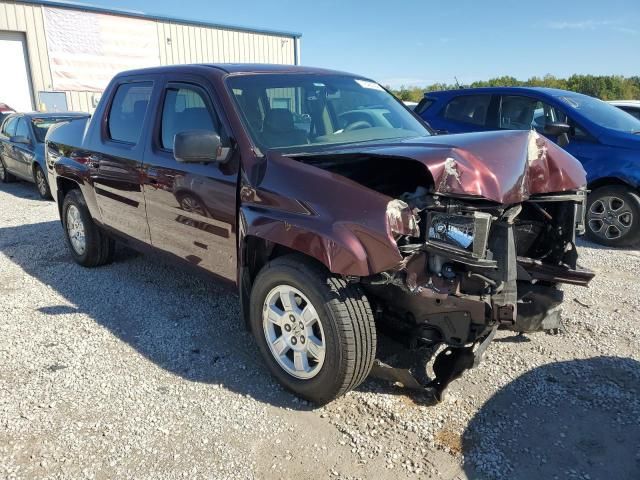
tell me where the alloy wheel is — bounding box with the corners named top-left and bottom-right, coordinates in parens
top-left (36, 168), bottom-right (47, 196)
top-left (66, 205), bottom-right (86, 255)
top-left (587, 195), bottom-right (633, 241)
top-left (262, 284), bottom-right (326, 379)
top-left (179, 195), bottom-right (207, 217)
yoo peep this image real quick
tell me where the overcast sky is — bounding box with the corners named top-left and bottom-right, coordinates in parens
top-left (76, 0), bottom-right (639, 87)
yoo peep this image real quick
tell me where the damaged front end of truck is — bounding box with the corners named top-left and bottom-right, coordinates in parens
top-left (363, 181), bottom-right (593, 400)
top-left (243, 129), bottom-right (594, 401)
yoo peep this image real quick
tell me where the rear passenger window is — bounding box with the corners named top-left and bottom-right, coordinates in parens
top-left (108, 82), bottom-right (153, 144)
top-left (443, 95), bottom-right (491, 126)
top-left (15, 118), bottom-right (30, 139)
top-left (161, 86), bottom-right (217, 150)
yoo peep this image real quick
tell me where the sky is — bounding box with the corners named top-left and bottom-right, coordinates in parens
top-left (64, 0), bottom-right (639, 88)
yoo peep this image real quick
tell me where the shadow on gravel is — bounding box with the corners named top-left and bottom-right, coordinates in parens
top-left (462, 356), bottom-right (640, 479)
top-left (0, 180), bottom-right (43, 200)
top-left (0, 182), bottom-right (309, 410)
top-left (576, 236), bottom-right (639, 252)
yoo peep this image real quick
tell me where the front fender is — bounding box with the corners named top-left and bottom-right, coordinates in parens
top-left (241, 206), bottom-right (402, 277)
top-left (239, 154), bottom-right (405, 277)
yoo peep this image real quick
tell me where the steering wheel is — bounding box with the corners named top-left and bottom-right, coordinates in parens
top-left (343, 120), bottom-right (373, 131)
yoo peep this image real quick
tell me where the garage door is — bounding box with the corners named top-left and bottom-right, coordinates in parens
top-left (0, 31), bottom-right (34, 112)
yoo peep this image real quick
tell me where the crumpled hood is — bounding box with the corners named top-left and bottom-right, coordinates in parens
top-left (297, 130), bottom-right (587, 204)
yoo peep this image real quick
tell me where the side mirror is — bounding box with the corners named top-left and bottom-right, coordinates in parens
top-left (543, 122), bottom-right (571, 136)
top-left (173, 130), bottom-right (230, 164)
top-left (10, 135), bottom-right (31, 145)
top-left (542, 122), bottom-right (572, 148)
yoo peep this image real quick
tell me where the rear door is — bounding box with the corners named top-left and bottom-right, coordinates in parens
top-left (435, 94), bottom-right (496, 133)
top-left (90, 77), bottom-right (156, 243)
top-left (142, 75), bottom-right (238, 281)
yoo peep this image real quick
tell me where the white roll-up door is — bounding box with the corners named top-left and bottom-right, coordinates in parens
top-left (0, 31), bottom-right (34, 112)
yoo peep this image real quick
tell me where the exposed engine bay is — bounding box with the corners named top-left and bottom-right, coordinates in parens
top-left (292, 151), bottom-right (594, 401)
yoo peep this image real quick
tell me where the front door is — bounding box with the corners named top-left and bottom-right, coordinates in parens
top-left (12, 117), bottom-right (35, 178)
top-left (90, 79), bottom-right (155, 243)
top-left (142, 78), bottom-right (238, 281)
top-left (0, 116), bottom-right (19, 173)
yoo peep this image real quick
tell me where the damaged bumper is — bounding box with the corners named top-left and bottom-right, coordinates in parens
top-left (363, 189), bottom-right (594, 400)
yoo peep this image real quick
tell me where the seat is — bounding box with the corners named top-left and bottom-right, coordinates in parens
top-left (261, 108), bottom-right (308, 148)
top-left (472, 105), bottom-right (486, 124)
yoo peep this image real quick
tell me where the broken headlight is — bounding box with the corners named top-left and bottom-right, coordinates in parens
top-left (427, 211), bottom-right (492, 258)
top-left (387, 199), bottom-right (420, 237)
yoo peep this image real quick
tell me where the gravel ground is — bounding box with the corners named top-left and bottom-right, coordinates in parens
top-left (1, 181), bottom-right (639, 480)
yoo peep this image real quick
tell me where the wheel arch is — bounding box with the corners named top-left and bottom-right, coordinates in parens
top-left (55, 176), bottom-right (81, 218)
top-left (588, 176), bottom-right (639, 194)
top-left (239, 234), bottom-right (330, 330)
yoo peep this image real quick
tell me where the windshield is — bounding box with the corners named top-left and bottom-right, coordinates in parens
top-left (31, 116), bottom-right (85, 143)
top-left (227, 74), bottom-right (429, 151)
top-left (558, 94), bottom-right (640, 133)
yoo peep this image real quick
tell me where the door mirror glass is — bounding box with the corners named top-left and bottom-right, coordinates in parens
top-left (10, 135), bottom-right (31, 145)
top-left (173, 130), bottom-right (229, 163)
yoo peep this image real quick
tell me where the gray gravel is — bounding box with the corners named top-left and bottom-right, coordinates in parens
top-left (1, 181), bottom-right (639, 480)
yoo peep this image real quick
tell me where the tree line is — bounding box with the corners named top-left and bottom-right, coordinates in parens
top-left (389, 75), bottom-right (640, 103)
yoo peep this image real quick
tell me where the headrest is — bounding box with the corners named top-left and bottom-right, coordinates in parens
top-left (264, 108), bottom-right (294, 133)
top-left (133, 100), bottom-right (148, 118)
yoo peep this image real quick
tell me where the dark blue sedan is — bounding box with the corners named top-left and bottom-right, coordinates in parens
top-left (0, 112), bottom-right (89, 199)
top-left (417, 87), bottom-right (640, 247)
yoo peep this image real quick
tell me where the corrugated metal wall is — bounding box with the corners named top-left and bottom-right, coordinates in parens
top-left (0, 1), bottom-right (298, 112)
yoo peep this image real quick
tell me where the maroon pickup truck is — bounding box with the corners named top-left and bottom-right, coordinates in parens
top-left (46, 64), bottom-right (593, 404)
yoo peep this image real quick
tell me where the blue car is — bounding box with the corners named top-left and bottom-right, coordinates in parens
top-left (0, 112), bottom-right (88, 199)
top-left (416, 87), bottom-right (640, 247)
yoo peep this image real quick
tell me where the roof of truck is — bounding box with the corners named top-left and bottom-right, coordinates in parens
top-left (114, 63), bottom-right (363, 79)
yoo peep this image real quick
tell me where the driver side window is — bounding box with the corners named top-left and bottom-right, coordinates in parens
top-left (499, 95), bottom-right (590, 140)
top-left (547, 109), bottom-right (590, 141)
top-left (160, 85), bottom-right (219, 151)
top-left (15, 118), bottom-right (30, 140)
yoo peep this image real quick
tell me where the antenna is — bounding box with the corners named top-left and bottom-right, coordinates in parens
top-left (454, 76), bottom-right (461, 88)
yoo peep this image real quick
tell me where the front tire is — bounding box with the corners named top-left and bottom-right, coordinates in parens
top-left (0, 157), bottom-right (15, 183)
top-left (586, 185), bottom-right (640, 247)
top-left (250, 255), bottom-right (376, 405)
top-left (34, 165), bottom-right (52, 199)
top-left (62, 189), bottom-right (115, 267)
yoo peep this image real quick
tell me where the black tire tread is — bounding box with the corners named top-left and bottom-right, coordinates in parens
top-left (0, 158), bottom-right (14, 183)
top-left (252, 254), bottom-right (376, 403)
top-left (62, 189), bottom-right (115, 267)
top-left (33, 165), bottom-right (52, 200)
top-left (586, 185), bottom-right (640, 248)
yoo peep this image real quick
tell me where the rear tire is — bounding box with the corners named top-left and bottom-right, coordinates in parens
top-left (0, 158), bottom-right (15, 183)
top-left (585, 185), bottom-right (640, 247)
top-left (250, 254), bottom-right (376, 405)
top-left (62, 189), bottom-right (115, 267)
top-left (34, 165), bottom-right (52, 200)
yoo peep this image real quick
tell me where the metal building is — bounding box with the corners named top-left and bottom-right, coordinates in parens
top-left (0, 0), bottom-right (301, 113)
